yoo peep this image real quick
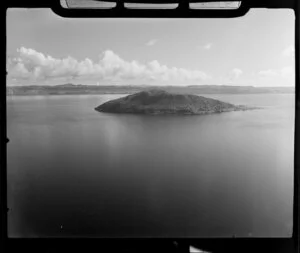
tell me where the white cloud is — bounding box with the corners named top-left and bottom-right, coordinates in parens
top-left (258, 66), bottom-right (294, 79)
top-left (280, 66), bottom-right (294, 79)
top-left (145, 39), bottom-right (158, 46)
top-left (258, 69), bottom-right (279, 77)
top-left (282, 45), bottom-right (295, 57)
top-left (258, 66), bottom-right (294, 87)
top-left (7, 47), bottom-right (210, 84)
top-left (232, 68), bottom-right (243, 79)
top-left (204, 43), bottom-right (212, 50)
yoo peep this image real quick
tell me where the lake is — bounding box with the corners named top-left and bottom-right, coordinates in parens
top-left (6, 93), bottom-right (294, 238)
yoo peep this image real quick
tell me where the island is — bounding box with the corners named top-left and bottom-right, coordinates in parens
top-left (95, 89), bottom-right (256, 115)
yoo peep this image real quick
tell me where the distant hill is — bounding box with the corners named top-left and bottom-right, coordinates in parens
top-left (6, 84), bottom-right (295, 96)
top-left (95, 89), bottom-right (255, 115)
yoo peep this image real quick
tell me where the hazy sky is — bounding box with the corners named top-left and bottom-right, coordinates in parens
top-left (6, 8), bottom-right (295, 87)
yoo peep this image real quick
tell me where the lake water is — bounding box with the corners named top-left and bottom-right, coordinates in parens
top-left (7, 93), bottom-right (294, 238)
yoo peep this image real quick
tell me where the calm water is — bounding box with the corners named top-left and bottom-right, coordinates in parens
top-left (7, 93), bottom-right (294, 238)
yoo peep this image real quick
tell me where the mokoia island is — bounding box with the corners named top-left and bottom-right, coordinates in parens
top-left (95, 89), bottom-right (256, 115)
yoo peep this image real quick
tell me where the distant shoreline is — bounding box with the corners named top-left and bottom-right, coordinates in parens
top-left (6, 93), bottom-right (295, 98)
top-left (6, 84), bottom-right (295, 96)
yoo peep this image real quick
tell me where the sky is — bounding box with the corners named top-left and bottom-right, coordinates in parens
top-left (6, 8), bottom-right (295, 87)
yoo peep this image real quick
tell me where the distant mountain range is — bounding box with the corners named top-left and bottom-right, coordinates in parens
top-left (6, 83), bottom-right (295, 96)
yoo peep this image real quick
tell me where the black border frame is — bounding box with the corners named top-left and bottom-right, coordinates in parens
top-left (1, 1), bottom-right (299, 252)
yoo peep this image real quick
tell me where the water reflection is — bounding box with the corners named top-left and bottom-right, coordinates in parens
top-left (7, 94), bottom-right (294, 237)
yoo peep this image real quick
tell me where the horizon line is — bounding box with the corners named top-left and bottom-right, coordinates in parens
top-left (6, 83), bottom-right (295, 88)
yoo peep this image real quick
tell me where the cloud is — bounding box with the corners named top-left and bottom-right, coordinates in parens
top-left (280, 66), bottom-right (294, 78)
top-left (259, 66), bottom-right (294, 80)
top-left (258, 69), bottom-right (279, 77)
top-left (232, 68), bottom-right (243, 79)
top-left (282, 45), bottom-right (295, 57)
top-left (145, 39), bottom-right (158, 46)
top-left (204, 43), bottom-right (212, 50)
top-left (7, 47), bottom-right (210, 84)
